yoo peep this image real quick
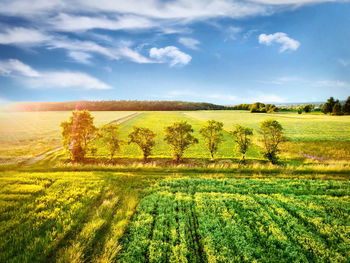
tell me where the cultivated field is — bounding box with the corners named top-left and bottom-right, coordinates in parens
top-left (0, 171), bottom-right (147, 263)
top-left (2, 110), bottom-right (350, 163)
top-left (2, 110), bottom-right (350, 164)
top-left (121, 178), bottom-right (350, 262)
top-left (1, 172), bottom-right (349, 262)
top-left (0, 111), bottom-right (135, 162)
top-left (1, 110), bottom-right (350, 262)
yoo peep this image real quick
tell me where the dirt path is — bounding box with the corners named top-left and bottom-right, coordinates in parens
top-left (23, 112), bottom-right (142, 165)
top-left (110, 112), bottom-right (141, 125)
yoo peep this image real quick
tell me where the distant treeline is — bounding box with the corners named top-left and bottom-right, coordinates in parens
top-left (232, 102), bottom-right (278, 113)
top-left (7, 100), bottom-right (231, 112)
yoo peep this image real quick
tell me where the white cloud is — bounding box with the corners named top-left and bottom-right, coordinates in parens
top-left (178, 37), bottom-right (200, 50)
top-left (150, 46), bottom-right (191, 66)
top-left (77, 0), bottom-right (269, 20)
top-left (1, 0), bottom-right (343, 22)
top-left (0, 27), bottom-right (154, 65)
top-left (0, 59), bottom-right (112, 90)
top-left (226, 26), bottom-right (243, 40)
top-left (47, 38), bottom-right (118, 60)
top-left (68, 51), bottom-right (92, 64)
top-left (0, 0), bottom-right (64, 16)
top-left (0, 27), bottom-right (50, 45)
top-left (118, 46), bottom-right (154, 64)
top-left (249, 0), bottom-right (340, 5)
top-left (316, 80), bottom-right (350, 87)
top-left (49, 13), bottom-right (156, 32)
top-left (48, 38), bottom-right (153, 64)
top-left (0, 59), bottom-right (40, 77)
top-left (259, 32), bottom-right (300, 52)
top-left (27, 72), bottom-right (112, 90)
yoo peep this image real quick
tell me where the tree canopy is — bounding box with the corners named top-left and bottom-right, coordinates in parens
top-left (164, 121), bottom-right (198, 162)
top-left (230, 124), bottom-right (253, 163)
top-left (128, 126), bottom-right (156, 162)
top-left (60, 110), bottom-right (97, 161)
top-left (259, 119), bottom-right (285, 164)
top-left (99, 123), bottom-right (123, 159)
top-left (199, 120), bottom-right (224, 160)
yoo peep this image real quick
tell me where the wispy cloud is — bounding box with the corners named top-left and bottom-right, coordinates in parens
top-left (0, 28), bottom-right (154, 65)
top-left (249, 0), bottom-right (342, 4)
top-left (0, 59), bottom-right (112, 90)
top-left (316, 80), bottom-right (350, 87)
top-left (49, 13), bottom-right (157, 32)
top-left (226, 26), bottom-right (243, 40)
top-left (0, 59), bottom-right (40, 77)
top-left (68, 51), bottom-right (92, 64)
top-left (0, 27), bottom-right (50, 45)
top-left (259, 32), bottom-right (300, 52)
top-left (1, 0), bottom-right (343, 21)
top-left (150, 46), bottom-right (192, 66)
top-left (27, 72), bottom-right (112, 90)
top-left (178, 37), bottom-right (200, 50)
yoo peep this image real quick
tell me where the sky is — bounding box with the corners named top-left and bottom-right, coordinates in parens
top-left (0, 0), bottom-right (349, 105)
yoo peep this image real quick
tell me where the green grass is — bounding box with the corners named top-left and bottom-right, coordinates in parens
top-left (185, 110), bottom-right (350, 162)
top-left (185, 110), bottom-right (350, 141)
top-left (94, 111), bottom-right (261, 159)
top-left (1, 110), bottom-right (350, 163)
top-left (0, 111), bottom-right (135, 160)
top-left (120, 177), bottom-right (350, 263)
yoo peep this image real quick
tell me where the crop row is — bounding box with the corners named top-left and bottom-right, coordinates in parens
top-left (119, 178), bottom-right (350, 262)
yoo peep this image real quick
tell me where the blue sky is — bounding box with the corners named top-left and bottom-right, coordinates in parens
top-left (0, 0), bottom-right (349, 105)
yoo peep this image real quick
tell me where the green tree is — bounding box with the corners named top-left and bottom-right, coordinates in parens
top-left (322, 97), bottom-right (335, 114)
top-left (128, 126), bottom-right (156, 162)
top-left (250, 102), bottom-right (266, 113)
top-left (230, 124), bottom-right (253, 163)
top-left (164, 121), bottom-right (198, 162)
top-left (259, 119), bottom-right (285, 164)
top-left (60, 110), bottom-right (98, 161)
top-left (342, 96), bottom-right (350, 115)
top-left (303, 104), bottom-right (312, 113)
top-left (332, 100), bottom-right (342, 115)
top-left (296, 106), bottom-right (303, 114)
top-left (199, 120), bottom-right (224, 160)
top-left (99, 123), bottom-right (123, 160)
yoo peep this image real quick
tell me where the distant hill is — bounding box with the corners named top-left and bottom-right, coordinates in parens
top-left (5, 100), bottom-right (231, 112)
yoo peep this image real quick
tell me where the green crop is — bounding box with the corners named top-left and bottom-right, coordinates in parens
top-left (119, 178), bottom-right (350, 263)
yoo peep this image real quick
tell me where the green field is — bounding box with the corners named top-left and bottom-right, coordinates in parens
top-left (1, 110), bottom-right (350, 164)
top-left (185, 111), bottom-right (350, 141)
top-left (0, 171), bottom-right (147, 263)
top-left (94, 112), bottom-right (261, 159)
top-left (0, 111), bottom-right (135, 161)
top-left (120, 178), bottom-right (350, 263)
top-left (1, 110), bottom-right (350, 262)
top-left (1, 172), bottom-right (349, 262)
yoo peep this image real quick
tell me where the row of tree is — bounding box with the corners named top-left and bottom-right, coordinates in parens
top-left (232, 102), bottom-right (278, 113)
top-left (321, 97), bottom-right (350, 115)
top-left (9, 100), bottom-right (230, 112)
top-left (61, 110), bottom-right (285, 164)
